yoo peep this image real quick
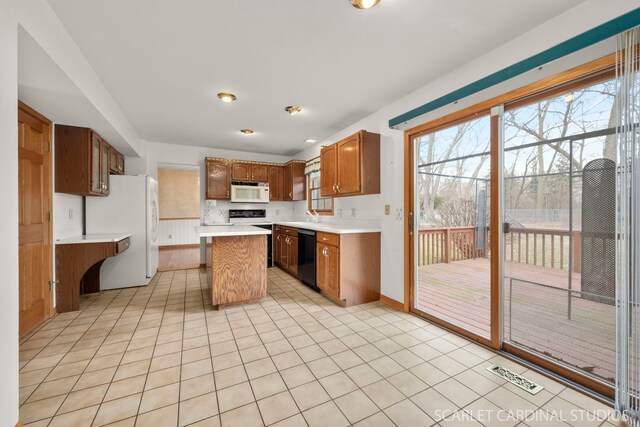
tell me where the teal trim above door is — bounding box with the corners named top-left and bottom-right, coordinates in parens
top-left (389, 8), bottom-right (640, 129)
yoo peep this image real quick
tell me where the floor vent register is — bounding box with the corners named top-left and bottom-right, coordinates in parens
top-left (486, 364), bottom-right (544, 394)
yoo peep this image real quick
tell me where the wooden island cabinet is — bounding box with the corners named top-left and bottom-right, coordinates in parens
top-left (200, 225), bottom-right (270, 308)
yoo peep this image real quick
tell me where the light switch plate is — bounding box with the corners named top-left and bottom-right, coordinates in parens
top-left (384, 205), bottom-right (390, 215)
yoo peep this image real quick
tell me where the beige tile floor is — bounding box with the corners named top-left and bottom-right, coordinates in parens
top-left (18, 268), bottom-right (623, 427)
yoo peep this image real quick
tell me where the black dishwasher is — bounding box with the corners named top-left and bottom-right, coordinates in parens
top-left (297, 229), bottom-right (319, 291)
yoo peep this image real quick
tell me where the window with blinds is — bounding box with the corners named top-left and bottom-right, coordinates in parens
top-left (308, 171), bottom-right (333, 214)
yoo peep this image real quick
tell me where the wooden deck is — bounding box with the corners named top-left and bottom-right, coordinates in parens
top-left (417, 258), bottom-right (615, 382)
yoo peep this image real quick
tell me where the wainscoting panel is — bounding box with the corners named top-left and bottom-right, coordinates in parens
top-left (158, 219), bottom-right (200, 246)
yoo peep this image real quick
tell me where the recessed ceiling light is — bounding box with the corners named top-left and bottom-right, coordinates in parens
top-left (305, 139), bottom-right (318, 144)
top-left (217, 92), bottom-right (237, 102)
top-left (350, 0), bottom-right (381, 9)
top-left (240, 129), bottom-right (254, 135)
top-left (285, 105), bottom-right (302, 115)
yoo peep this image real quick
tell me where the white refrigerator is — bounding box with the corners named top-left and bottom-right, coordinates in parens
top-left (86, 175), bottom-right (159, 289)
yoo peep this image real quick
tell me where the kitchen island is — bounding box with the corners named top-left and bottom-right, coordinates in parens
top-left (198, 225), bottom-right (271, 309)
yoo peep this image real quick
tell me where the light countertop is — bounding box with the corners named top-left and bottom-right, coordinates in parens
top-left (56, 233), bottom-right (132, 245)
top-left (274, 221), bottom-right (381, 234)
top-left (198, 225), bottom-right (271, 237)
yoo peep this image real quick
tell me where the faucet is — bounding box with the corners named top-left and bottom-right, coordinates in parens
top-left (306, 210), bottom-right (320, 223)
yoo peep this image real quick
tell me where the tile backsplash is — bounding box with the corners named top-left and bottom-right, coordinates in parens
top-left (202, 201), bottom-right (296, 224)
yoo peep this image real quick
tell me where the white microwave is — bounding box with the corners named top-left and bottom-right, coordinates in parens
top-left (230, 181), bottom-right (270, 203)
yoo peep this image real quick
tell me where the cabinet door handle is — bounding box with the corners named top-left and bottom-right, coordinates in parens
top-left (336, 183), bottom-right (340, 192)
top-left (289, 192), bottom-right (293, 198)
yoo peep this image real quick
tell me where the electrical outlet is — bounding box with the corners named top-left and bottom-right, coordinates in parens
top-left (350, 208), bottom-right (356, 218)
top-left (68, 209), bottom-right (74, 219)
top-left (395, 208), bottom-right (403, 221)
top-left (384, 205), bottom-right (390, 215)
top-left (336, 208), bottom-right (343, 218)
top-left (275, 209), bottom-right (280, 216)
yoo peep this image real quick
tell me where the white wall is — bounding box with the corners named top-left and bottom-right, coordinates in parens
top-left (52, 193), bottom-right (83, 240)
top-left (15, 0), bottom-right (142, 156)
top-left (158, 219), bottom-right (200, 246)
top-left (0, 0), bottom-right (19, 424)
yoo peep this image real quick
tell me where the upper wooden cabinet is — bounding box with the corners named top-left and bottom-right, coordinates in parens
top-left (320, 130), bottom-right (380, 197)
top-left (108, 146), bottom-right (125, 175)
top-left (206, 157), bottom-right (304, 201)
top-left (206, 159), bottom-right (230, 200)
top-left (232, 162), bottom-right (269, 182)
top-left (231, 162), bottom-right (251, 181)
top-left (269, 166), bottom-right (284, 201)
top-left (283, 162), bottom-right (306, 201)
top-left (320, 144), bottom-right (337, 196)
top-left (251, 164), bottom-right (268, 182)
top-left (55, 125), bottom-right (111, 196)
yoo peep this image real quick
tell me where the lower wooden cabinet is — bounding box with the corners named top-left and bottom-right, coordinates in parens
top-left (316, 231), bottom-right (380, 306)
top-left (275, 226), bottom-right (381, 307)
top-left (317, 242), bottom-right (340, 301)
top-left (275, 225), bottom-right (298, 275)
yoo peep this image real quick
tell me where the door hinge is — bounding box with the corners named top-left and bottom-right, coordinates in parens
top-left (49, 280), bottom-right (59, 293)
top-left (48, 212), bottom-right (52, 222)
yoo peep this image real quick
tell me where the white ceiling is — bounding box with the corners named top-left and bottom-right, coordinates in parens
top-left (18, 28), bottom-right (136, 155)
top-left (47, 0), bottom-right (585, 156)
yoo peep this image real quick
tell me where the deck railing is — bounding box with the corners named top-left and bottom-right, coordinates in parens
top-left (418, 226), bottom-right (581, 272)
top-left (417, 227), bottom-right (485, 266)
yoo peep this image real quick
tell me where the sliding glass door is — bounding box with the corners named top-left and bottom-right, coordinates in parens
top-left (502, 77), bottom-right (618, 385)
top-left (413, 115), bottom-right (493, 340)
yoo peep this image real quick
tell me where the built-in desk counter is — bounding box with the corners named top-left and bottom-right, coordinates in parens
top-left (55, 234), bottom-right (131, 312)
top-left (197, 226), bottom-right (271, 309)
